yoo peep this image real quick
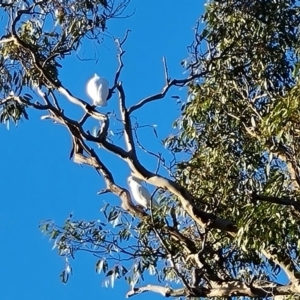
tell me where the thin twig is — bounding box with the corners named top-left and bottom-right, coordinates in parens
top-left (162, 56), bottom-right (170, 84)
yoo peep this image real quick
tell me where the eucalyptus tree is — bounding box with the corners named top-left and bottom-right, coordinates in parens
top-left (2, 0), bottom-right (300, 299)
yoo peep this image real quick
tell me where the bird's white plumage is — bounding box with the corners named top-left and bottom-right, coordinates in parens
top-left (127, 176), bottom-right (158, 209)
top-left (86, 73), bottom-right (109, 107)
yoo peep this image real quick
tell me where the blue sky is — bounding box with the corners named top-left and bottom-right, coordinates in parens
top-left (0, 1), bottom-right (202, 299)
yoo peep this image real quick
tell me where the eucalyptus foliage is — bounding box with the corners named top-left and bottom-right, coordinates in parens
top-left (2, 0), bottom-right (300, 299)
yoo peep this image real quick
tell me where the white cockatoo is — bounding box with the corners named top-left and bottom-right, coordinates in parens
top-left (86, 73), bottom-right (109, 107)
top-left (127, 175), bottom-right (158, 209)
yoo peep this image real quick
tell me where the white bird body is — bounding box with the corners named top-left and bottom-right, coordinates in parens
top-left (86, 73), bottom-right (109, 107)
top-left (127, 176), bottom-right (158, 209)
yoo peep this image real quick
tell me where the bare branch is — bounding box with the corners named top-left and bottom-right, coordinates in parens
top-left (253, 193), bottom-right (300, 211)
top-left (128, 73), bottom-right (206, 114)
top-left (116, 83), bottom-right (136, 154)
top-left (162, 56), bottom-right (170, 84)
top-left (261, 249), bottom-right (298, 283)
top-left (48, 90), bottom-right (62, 111)
top-left (126, 281), bottom-right (298, 298)
top-left (126, 285), bottom-right (182, 298)
top-left (132, 124), bottom-right (174, 176)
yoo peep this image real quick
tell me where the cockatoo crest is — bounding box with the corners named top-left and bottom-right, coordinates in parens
top-left (127, 175), bottom-right (158, 209)
top-left (86, 73), bottom-right (109, 107)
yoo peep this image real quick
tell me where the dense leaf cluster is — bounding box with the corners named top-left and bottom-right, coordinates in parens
top-left (169, 0), bottom-right (300, 285)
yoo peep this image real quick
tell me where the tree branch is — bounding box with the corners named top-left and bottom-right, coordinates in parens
top-left (126, 281), bottom-right (297, 298)
top-left (128, 73), bottom-right (206, 114)
top-left (253, 193), bottom-right (300, 211)
top-left (262, 249), bottom-right (299, 283)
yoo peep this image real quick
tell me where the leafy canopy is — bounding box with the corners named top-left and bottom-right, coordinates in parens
top-left (2, 0), bottom-right (300, 299)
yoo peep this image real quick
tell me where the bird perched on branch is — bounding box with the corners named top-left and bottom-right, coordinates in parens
top-left (86, 73), bottom-right (109, 107)
top-left (127, 175), bottom-right (158, 209)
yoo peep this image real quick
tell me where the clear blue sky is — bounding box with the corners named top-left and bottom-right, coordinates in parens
top-left (0, 1), bottom-right (202, 299)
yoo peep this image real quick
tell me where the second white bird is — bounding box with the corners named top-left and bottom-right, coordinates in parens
top-left (86, 73), bottom-right (109, 107)
top-left (127, 175), bottom-right (158, 209)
